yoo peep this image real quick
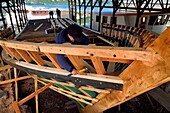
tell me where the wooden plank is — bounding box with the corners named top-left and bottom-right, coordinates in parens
top-left (16, 61), bottom-right (123, 84)
top-left (90, 56), bottom-right (106, 74)
top-left (15, 49), bottom-right (32, 63)
top-left (12, 102), bottom-right (21, 113)
top-left (44, 53), bottom-right (62, 68)
top-left (26, 51), bottom-right (45, 66)
top-left (148, 87), bottom-right (170, 112)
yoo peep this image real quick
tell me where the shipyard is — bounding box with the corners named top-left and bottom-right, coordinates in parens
top-left (0, 0), bottom-right (170, 113)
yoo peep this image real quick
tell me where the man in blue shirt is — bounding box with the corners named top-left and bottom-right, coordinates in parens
top-left (56, 24), bottom-right (90, 75)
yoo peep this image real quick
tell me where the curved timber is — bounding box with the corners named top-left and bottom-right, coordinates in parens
top-left (0, 18), bottom-right (170, 113)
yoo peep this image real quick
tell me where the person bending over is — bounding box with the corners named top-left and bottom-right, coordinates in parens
top-left (55, 24), bottom-right (90, 75)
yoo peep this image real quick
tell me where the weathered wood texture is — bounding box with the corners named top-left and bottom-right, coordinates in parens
top-left (81, 27), bottom-right (170, 113)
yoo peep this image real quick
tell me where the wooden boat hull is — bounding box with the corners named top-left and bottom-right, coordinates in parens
top-left (0, 18), bottom-right (170, 113)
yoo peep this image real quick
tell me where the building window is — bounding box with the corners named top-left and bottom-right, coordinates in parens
top-left (110, 17), bottom-right (117, 24)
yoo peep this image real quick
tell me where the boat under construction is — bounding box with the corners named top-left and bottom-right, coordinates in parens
top-left (0, 0), bottom-right (170, 113)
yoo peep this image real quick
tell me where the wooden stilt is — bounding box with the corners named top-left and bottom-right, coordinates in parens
top-left (14, 67), bottom-right (18, 102)
top-left (12, 101), bottom-right (21, 113)
top-left (34, 75), bottom-right (39, 113)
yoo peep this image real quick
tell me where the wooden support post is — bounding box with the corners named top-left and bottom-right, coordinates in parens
top-left (14, 67), bottom-right (18, 102)
top-left (12, 101), bottom-right (21, 113)
top-left (34, 75), bottom-right (39, 113)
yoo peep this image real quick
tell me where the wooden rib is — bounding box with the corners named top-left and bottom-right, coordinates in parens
top-left (90, 56), bottom-right (105, 74)
top-left (67, 55), bottom-right (84, 70)
top-left (44, 53), bottom-right (62, 68)
top-left (27, 51), bottom-right (45, 66)
top-left (15, 49), bottom-right (32, 63)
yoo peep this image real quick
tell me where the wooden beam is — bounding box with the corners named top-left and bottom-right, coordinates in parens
top-left (0, 75), bottom-right (32, 85)
top-left (0, 40), bottom-right (154, 61)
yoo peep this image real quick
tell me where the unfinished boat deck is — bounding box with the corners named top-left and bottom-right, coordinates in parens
top-left (0, 18), bottom-right (170, 113)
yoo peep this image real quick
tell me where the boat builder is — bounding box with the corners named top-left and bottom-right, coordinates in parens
top-left (49, 11), bottom-right (54, 19)
top-left (56, 8), bottom-right (61, 18)
top-left (55, 24), bottom-right (90, 75)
